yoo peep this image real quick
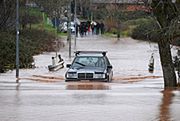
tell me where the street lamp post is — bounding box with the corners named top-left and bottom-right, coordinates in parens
top-left (16, 0), bottom-right (20, 83)
top-left (67, 0), bottom-right (72, 58)
top-left (74, 0), bottom-right (77, 48)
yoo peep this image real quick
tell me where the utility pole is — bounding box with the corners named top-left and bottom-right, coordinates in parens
top-left (55, 17), bottom-right (58, 58)
top-left (74, 0), bottom-right (77, 48)
top-left (67, 0), bottom-right (72, 58)
top-left (90, 0), bottom-right (93, 21)
top-left (16, 0), bottom-right (20, 83)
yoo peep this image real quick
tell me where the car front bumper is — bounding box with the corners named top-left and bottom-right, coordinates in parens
top-left (65, 78), bottom-right (108, 82)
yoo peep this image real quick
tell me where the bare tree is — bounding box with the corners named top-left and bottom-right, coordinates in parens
top-left (34, 0), bottom-right (68, 19)
top-left (0, 0), bottom-right (37, 30)
top-left (77, 0), bottom-right (91, 19)
top-left (150, 0), bottom-right (180, 87)
top-left (0, 0), bottom-right (16, 30)
top-left (92, 0), bottom-right (179, 87)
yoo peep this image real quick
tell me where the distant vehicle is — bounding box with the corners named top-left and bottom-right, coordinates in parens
top-left (65, 51), bottom-right (113, 82)
top-left (60, 22), bottom-right (75, 33)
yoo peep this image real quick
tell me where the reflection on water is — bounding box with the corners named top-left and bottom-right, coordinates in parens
top-left (20, 75), bottom-right (64, 83)
top-left (66, 82), bottom-right (110, 90)
top-left (113, 75), bottom-right (162, 83)
top-left (16, 83), bottom-right (21, 90)
top-left (158, 89), bottom-right (175, 121)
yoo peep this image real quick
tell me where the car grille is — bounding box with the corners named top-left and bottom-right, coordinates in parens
top-left (78, 73), bottom-right (93, 79)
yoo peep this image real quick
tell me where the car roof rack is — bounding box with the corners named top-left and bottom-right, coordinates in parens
top-left (75, 51), bottom-right (107, 56)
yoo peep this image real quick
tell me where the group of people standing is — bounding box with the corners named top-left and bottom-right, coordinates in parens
top-left (75, 21), bottom-right (105, 37)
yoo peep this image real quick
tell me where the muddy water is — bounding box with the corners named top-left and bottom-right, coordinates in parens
top-left (0, 35), bottom-right (180, 121)
top-left (66, 82), bottom-right (110, 90)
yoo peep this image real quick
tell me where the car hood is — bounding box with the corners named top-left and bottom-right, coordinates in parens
top-left (68, 67), bottom-right (105, 73)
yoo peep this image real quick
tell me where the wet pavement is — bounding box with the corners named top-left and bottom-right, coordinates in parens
top-left (0, 35), bottom-right (180, 121)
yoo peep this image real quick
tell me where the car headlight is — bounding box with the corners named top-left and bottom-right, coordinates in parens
top-left (94, 73), bottom-right (105, 78)
top-left (66, 73), bottom-right (77, 78)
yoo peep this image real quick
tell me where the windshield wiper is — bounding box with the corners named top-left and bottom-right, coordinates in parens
top-left (75, 62), bottom-right (86, 66)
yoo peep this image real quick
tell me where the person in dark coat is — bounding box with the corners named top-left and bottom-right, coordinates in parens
top-left (58, 54), bottom-right (64, 62)
top-left (79, 22), bottom-right (84, 37)
top-left (96, 22), bottom-right (100, 35)
top-left (75, 24), bottom-right (79, 37)
top-left (100, 22), bottom-right (105, 34)
top-left (91, 23), bottom-right (95, 35)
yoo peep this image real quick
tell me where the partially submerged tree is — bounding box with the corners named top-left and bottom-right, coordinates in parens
top-left (97, 0), bottom-right (179, 87)
top-left (150, 0), bottom-right (180, 87)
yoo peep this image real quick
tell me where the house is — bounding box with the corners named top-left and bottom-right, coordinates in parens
top-left (91, 0), bottom-right (151, 12)
top-left (91, 0), bottom-right (149, 4)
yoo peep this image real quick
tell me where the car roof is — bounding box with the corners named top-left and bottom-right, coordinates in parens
top-left (76, 54), bottom-right (104, 57)
top-left (75, 51), bottom-right (107, 57)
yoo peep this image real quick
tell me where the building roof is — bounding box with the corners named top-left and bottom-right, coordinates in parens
top-left (91, 0), bottom-right (147, 4)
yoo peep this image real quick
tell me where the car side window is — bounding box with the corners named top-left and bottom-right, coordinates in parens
top-left (95, 57), bottom-right (105, 68)
top-left (104, 56), bottom-right (110, 66)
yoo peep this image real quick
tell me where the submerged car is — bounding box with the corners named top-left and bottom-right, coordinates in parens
top-left (65, 51), bottom-right (113, 82)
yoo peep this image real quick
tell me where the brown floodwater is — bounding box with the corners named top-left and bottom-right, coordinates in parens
top-left (0, 35), bottom-right (180, 121)
top-left (158, 89), bottom-right (174, 121)
top-left (66, 82), bottom-right (110, 90)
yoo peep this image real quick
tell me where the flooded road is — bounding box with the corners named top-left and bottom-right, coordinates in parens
top-left (0, 35), bottom-right (180, 121)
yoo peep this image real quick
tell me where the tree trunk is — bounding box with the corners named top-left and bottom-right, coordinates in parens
top-left (151, 0), bottom-right (178, 87)
top-left (158, 39), bottom-right (177, 87)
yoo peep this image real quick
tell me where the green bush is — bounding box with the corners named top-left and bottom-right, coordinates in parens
top-left (0, 29), bottom-right (57, 73)
top-left (20, 29), bottom-right (56, 54)
top-left (125, 18), bottom-right (150, 26)
top-left (116, 11), bottom-right (150, 22)
top-left (105, 11), bottom-right (151, 37)
top-left (0, 31), bottom-right (34, 72)
top-left (111, 28), bottom-right (118, 34)
top-left (20, 7), bottom-right (43, 29)
top-left (131, 19), bottom-right (160, 42)
top-left (121, 30), bottom-right (130, 37)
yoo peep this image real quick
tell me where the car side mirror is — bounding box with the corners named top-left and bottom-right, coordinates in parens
top-left (107, 65), bottom-right (112, 69)
top-left (66, 64), bottom-right (71, 68)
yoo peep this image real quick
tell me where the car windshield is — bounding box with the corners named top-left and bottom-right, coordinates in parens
top-left (72, 56), bottom-right (105, 68)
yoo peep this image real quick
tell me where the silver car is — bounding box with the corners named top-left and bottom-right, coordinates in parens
top-left (65, 51), bottom-right (113, 82)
